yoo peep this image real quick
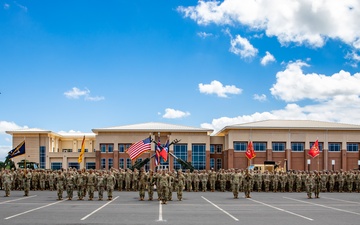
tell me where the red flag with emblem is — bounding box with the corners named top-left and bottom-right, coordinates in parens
top-left (308, 139), bottom-right (320, 158)
top-left (245, 141), bottom-right (256, 160)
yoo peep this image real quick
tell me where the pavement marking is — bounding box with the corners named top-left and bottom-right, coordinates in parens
top-left (81, 196), bottom-right (119, 221)
top-left (201, 196), bottom-right (239, 221)
top-left (4, 199), bottom-right (66, 220)
top-left (157, 200), bottom-right (166, 222)
top-left (0, 195), bottom-right (37, 205)
top-left (284, 197), bottom-right (360, 216)
top-left (321, 196), bottom-right (360, 205)
top-left (247, 198), bottom-right (313, 221)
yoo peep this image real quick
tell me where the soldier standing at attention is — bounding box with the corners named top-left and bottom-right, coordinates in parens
top-left (3, 170), bottom-right (12, 197)
top-left (243, 169), bottom-right (253, 198)
top-left (106, 170), bottom-right (115, 200)
top-left (55, 170), bottom-right (65, 200)
top-left (138, 168), bottom-right (147, 201)
top-left (219, 169), bottom-right (227, 192)
top-left (159, 170), bottom-right (169, 204)
top-left (175, 170), bottom-right (185, 201)
top-left (39, 170), bottom-right (46, 191)
top-left (23, 169), bottom-right (32, 196)
top-left (97, 171), bottom-right (105, 200)
top-left (75, 170), bottom-right (86, 200)
top-left (305, 172), bottom-right (314, 199)
top-left (185, 169), bottom-right (192, 192)
top-left (167, 171), bottom-right (175, 201)
top-left (132, 169), bottom-right (139, 191)
top-left (262, 171), bottom-right (271, 192)
top-left (125, 169), bottom-right (132, 191)
top-left (65, 172), bottom-right (75, 200)
top-left (147, 170), bottom-right (155, 201)
top-left (314, 171), bottom-right (321, 198)
top-left (87, 169), bottom-right (96, 200)
top-left (192, 170), bottom-right (200, 192)
top-left (209, 169), bottom-right (216, 192)
top-left (200, 170), bottom-right (208, 192)
top-left (231, 169), bottom-right (242, 199)
top-left (328, 171), bottom-right (335, 192)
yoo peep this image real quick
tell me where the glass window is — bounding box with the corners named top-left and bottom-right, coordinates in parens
top-left (108, 158), bottom-right (113, 169)
top-left (210, 158), bottom-right (215, 169)
top-left (78, 148), bottom-right (88, 152)
top-left (100, 144), bottom-right (106, 153)
top-left (86, 162), bottom-right (96, 170)
top-left (234, 142), bottom-right (247, 152)
top-left (51, 162), bottom-right (62, 170)
top-left (119, 144), bottom-right (125, 153)
top-left (272, 142), bottom-right (285, 152)
top-left (108, 144), bottom-right (114, 153)
top-left (291, 142), bottom-right (304, 152)
top-left (101, 158), bottom-right (106, 169)
top-left (210, 145), bottom-right (215, 154)
top-left (192, 144), bottom-right (206, 170)
top-left (216, 158), bottom-right (222, 171)
top-left (119, 158), bottom-right (124, 169)
top-left (347, 143), bottom-right (358, 152)
top-left (310, 142), bottom-right (323, 152)
top-left (329, 143), bottom-right (341, 152)
top-left (39, 146), bottom-right (46, 169)
top-left (216, 145), bottom-right (222, 154)
top-left (253, 142), bottom-right (266, 152)
top-left (126, 158), bottom-right (132, 169)
top-left (173, 144), bottom-right (188, 171)
top-left (68, 162), bottom-right (79, 169)
top-left (62, 149), bottom-right (72, 152)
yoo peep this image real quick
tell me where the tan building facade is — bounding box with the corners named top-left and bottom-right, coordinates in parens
top-left (6, 120), bottom-right (360, 171)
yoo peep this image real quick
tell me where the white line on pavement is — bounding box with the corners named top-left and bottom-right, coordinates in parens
top-left (0, 195), bottom-right (37, 205)
top-left (5, 199), bottom-right (66, 220)
top-left (201, 196), bottom-right (239, 221)
top-left (248, 198), bottom-right (313, 221)
top-left (321, 196), bottom-right (360, 205)
top-left (157, 200), bottom-right (166, 222)
top-left (81, 196), bottom-right (119, 221)
top-left (284, 197), bottom-right (360, 216)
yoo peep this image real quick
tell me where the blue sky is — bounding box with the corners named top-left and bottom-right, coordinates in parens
top-left (1, 0), bottom-right (360, 159)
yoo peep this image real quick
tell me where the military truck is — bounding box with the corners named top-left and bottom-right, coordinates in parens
top-left (248, 161), bottom-right (282, 173)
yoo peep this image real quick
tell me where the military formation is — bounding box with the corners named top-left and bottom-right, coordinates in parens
top-left (1, 168), bottom-right (360, 202)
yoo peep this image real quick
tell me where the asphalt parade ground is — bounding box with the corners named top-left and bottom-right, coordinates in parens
top-left (0, 191), bottom-right (359, 225)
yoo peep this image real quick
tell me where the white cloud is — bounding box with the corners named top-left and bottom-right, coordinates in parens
top-left (197, 31), bottom-right (213, 39)
top-left (260, 51), bottom-right (276, 66)
top-left (162, 108), bottom-right (190, 119)
top-left (224, 29), bottom-right (258, 59)
top-left (178, 0), bottom-right (360, 48)
top-left (253, 94), bottom-right (267, 102)
top-left (14, 2), bottom-right (27, 12)
top-left (270, 60), bottom-right (360, 102)
top-left (64, 87), bottom-right (105, 101)
top-left (199, 80), bottom-right (242, 98)
top-left (3, 3), bottom-right (10, 10)
top-left (0, 121), bottom-right (28, 161)
top-left (0, 121), bottom-right (28, 134)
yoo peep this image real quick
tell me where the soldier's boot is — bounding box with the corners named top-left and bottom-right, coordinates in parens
top-left (148, 197), bottom-right (153, 201)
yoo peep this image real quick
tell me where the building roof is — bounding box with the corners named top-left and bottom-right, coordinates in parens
top-left (92, 122), bottom-right (213, 134)
top-left (6, 128), bottom-right (96, 139)
top-left (6, 128), bottom-right (53, 134)
top-left (216, 120), bottom-right (360, 136)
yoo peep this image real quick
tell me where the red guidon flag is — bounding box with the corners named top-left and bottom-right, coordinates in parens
top-left (245, 141), bottom-right (256, 160)
top-left (308, 139), bottom-right (320, 158)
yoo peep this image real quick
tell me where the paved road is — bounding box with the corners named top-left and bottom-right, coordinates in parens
top-left (0, 190), bottom-right (359, 225)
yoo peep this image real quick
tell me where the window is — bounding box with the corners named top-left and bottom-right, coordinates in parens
top-left (192, 144), bottom-right (206, 170)
top-left (272, 142), bottom-right (285, 152)
top-left (347, 143), bottom-right (358, 152)
top-left (100, 144), bottom-right (114, 153)
top-left (210, 145), bottom-right (215, 154)
top-left (68, 162), bottom-right (79, 169)
top-left (329, 143), bottom-right (341, 152)
top-left (39, 146), bottom-right (46, 169)
top-left (51, 162), bottom-right (62, 170)
top-left (108, 158), bottom-right (113, 169)
top-left (291, 142), bottom-right (304, 152)
top-left (119, 144), bottom-right (132, 153)
top-left (310, 142), bottom-right (323, 152)
top-left (210, 158), bottom-right (215, 169)
top-left (216, 158), bottom-right (222, 170)
top-left (173, 144), bottom-right (188, 171)
top-left (86, 162), bottom-right (96, 169)
top-left (126, 158), bottom-right (132, 169)
top-left (62, 149), bottom-right (72, 152)
top-left (234, 142), bottom-right (247, 152)
top-left (119, 158), bottom-right (124, 169)
top-left (101, 158), bottom-right (106, 169)
top-left (77, 148), bottom-right (88, 152)
top-left (253, 142), bottom-right (266, 152)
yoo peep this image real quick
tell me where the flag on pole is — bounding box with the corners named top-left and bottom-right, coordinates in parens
top-left (308, 139), bottom-right (320, 158)
top-left (127, 137), bottom-right (152, 160)
top-left (159, 139), bottom-right (169, 162)
top-left (7, 140), bottom-right (26, 159)
top-left (154, 138), bottom-right (161, 166)
top-left (78, 136), bottom-right (86, 163)
top-left (245, 141), bottom-right (256, 160)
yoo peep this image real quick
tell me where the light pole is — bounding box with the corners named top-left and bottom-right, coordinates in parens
top-left (307, 159), bottom-right (311, 171)
top-left (332, 160), bottom-right (335, 171)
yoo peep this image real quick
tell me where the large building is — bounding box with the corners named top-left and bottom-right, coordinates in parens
top-left (6, 120), bottom-right (360, 171)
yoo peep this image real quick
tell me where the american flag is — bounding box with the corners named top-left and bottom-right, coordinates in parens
top-left (154, 138), bottom-right (161, 166)
top-left (127, 137), bottom-right (151, 160)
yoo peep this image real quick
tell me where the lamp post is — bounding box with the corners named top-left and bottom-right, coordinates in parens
top-left (332, 160), bottom-right (335, 171)
top-left (307, 159), bottom-right (311, 171)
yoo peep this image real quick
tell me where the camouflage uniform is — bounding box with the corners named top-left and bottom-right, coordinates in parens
top-left (138, 169), bottom-right (147, 201)
top-left (125, 169), bottom-right (132, 191)
top-left (159, 170), bottom-right (169, 204)
top-left (272, 172), bottom-right (279, 192)
top-left (192, 170), bottom-right (200, 192)
top-left (200, 170), bottom-right (208, 192)
top-left (262, 171), bottom-right (271, 192)
top-left (132, 169), bottom-right (139, 191)
top-left (175, 170), bottom-right (185, 201)
top-left (39, 170), bottom-right (46, 191)
top-left (3, 170), bottom-right (12, 197)
top-left (209, 169), bottom-right (216, 192)
top-left (329, 171), bottom-right (336, 192)
top-left (320, 171), bottom-right (328, 192)
top-left (314, 172), bottom-right (321, 198)
top-left (65, 173), bottom-right (75, 200)
top-left (185, 170), bottom-right (192, 192)
top-left (219, 170), bottom-right (227, 192)
top-left (106, 171), bottom-right (115, 200)
top-left (87, 170), bottom-right (96, 200)
top-left (346, 172), bottom-right (354, 192)
top-left (305, 172), bottom-right (314, 199)
top-left (23, 170), bottom-right (32, 196)
top-left (147, 170), bottom-right (155, 200)
top-left (55, 171), bottom-right (65, 200)
top-left (97, 172), bottom-right (105, 200)
top-left (337, 171), bottom-right (345, 192)
top-left (75, 170), bottom-right (87, 200)
top-left (231, 169), bottom-right (242, 199)
top-left (243, 170), bottom-right (253, 198)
